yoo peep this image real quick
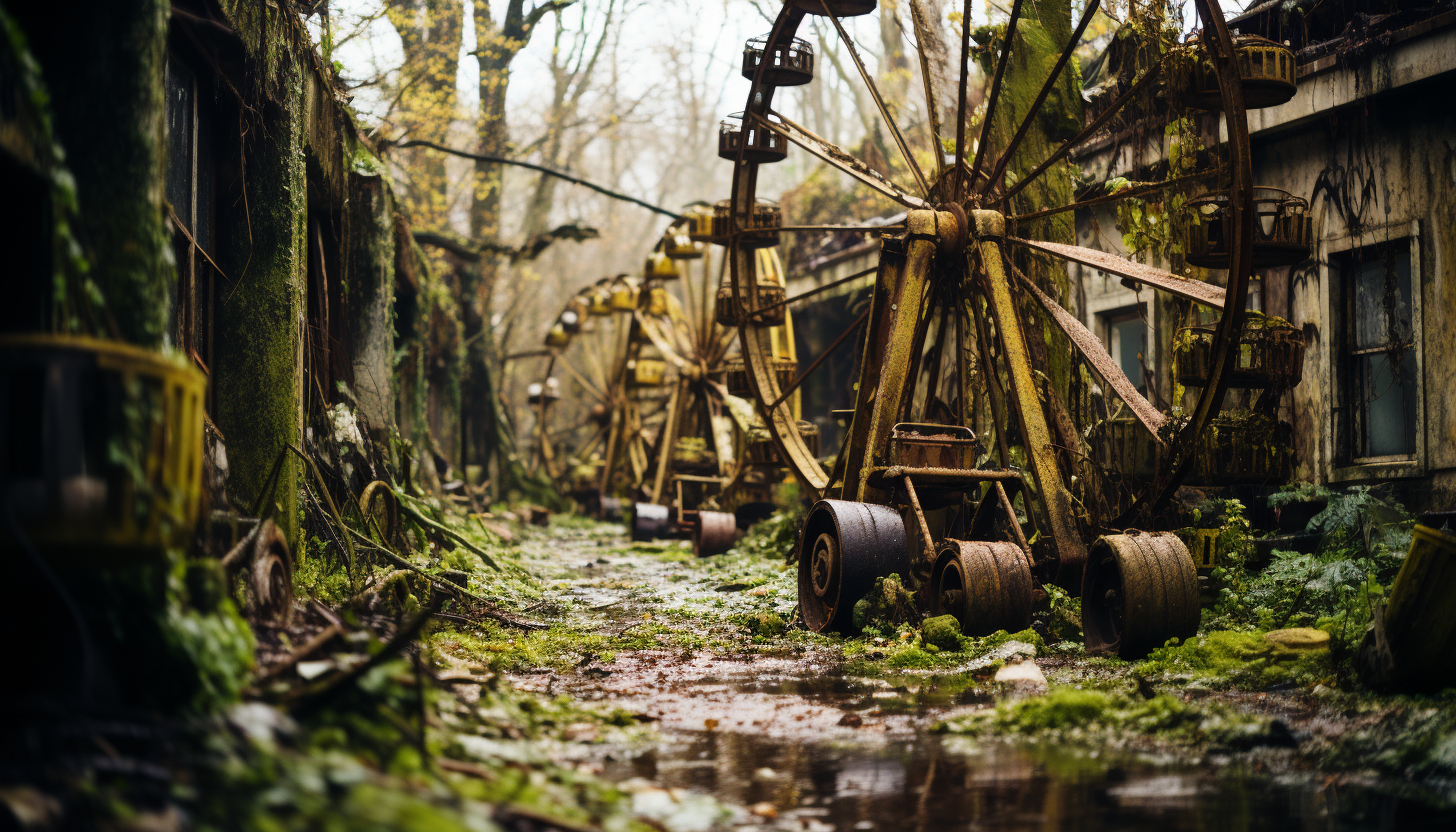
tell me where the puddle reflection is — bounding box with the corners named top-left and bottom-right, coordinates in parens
top-left (606, 727), bottom-right (1453, 831)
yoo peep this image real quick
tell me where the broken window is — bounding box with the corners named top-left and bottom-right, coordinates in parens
top-left (1099, 305), bottom-right (1148, 394)
top-left (164, 50), bottom-right (219, 402)
top-left (1334, 240), bottom-right (1418, 462)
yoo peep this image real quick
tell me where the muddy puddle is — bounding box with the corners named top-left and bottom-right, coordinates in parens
top-left (510, 527), bottom-right (1456, 830)
top-left (573, 653), bottom-right (1453, 831)
top-left (607, 713), bottom-right (1449, 832)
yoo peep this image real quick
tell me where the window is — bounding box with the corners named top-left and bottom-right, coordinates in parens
top-left (1099, 306), bottom-right (1148, 394)
top-left (164, 51), bottom-right (220, 398)
top-left (1329, 225), bottom-right (1423, 477)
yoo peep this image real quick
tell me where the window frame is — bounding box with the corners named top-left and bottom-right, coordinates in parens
top-left (1322, 220), bottom-right (1424, 482)
top-left (164, 47), bottom-right (224, 411)
top-left (1096, 303), bottom-right (1152, 395)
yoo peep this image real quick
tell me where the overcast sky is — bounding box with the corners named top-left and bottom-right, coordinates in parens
top-left (319, 1), bottom-right (1252, 132)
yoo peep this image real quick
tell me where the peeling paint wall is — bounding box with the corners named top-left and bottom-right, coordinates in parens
top-left (1074, 20), bottom-right (1456, 512)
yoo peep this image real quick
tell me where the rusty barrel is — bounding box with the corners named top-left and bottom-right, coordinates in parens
top-left (1382, 523), bottom-right (1456, 691)
top-left (631, 502), bottom-right (672, 542)
top-left (930, 540), bottom-right (1034, 637)
top-left (693, 510), bottom-right (738, 558)
top-left (1082, 532), bottom-right (1200, 659)
top-left (797, 500), bottom-right (910, 633)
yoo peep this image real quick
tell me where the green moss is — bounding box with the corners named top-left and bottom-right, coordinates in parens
top-left (852, 573), bottom-right (918, 631)
top-left (744, 611), bottom-right (786, 638)
top-left (214, 70), bottom-right (307, 550)
top-left (727, 510), bottom-right (803, 562)
top-left (941, 685), bottom-right (1265, 747)
top-left (982, 628), bottom-right (1046, 652)
top-left (922, 615), bottom-right (962, 651)
top-left (6, 1), bottom-right (171, 345)
top-left (1138, 630), bottom-right (1330, 690)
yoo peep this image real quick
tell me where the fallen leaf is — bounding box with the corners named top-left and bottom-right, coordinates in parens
top-left (295, 660), bottom-right (335, 680)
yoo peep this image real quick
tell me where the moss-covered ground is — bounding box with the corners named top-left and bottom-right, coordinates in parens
top-left (14, 485), bottom-right (1456, 829)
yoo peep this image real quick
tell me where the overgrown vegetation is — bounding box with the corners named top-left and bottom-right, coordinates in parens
top-left (1204, 485), bottom-right (1414, 673)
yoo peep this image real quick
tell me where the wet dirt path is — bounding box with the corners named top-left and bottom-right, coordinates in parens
top-left (495, 521), bottom-right (1452, 831)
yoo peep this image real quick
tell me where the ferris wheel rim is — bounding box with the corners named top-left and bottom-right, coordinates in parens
top-left (724, 0), bottom-right (1255, 525)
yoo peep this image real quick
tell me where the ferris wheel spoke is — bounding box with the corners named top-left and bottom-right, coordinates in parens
top-left (917, 304), bottom-right (953, 419)
top-left (815, 0), bottom-right (930, 197)
top-left (1010, 168), bottom-right (1222, 223)
top-left (678, 264), bottom-right (701, 351)
top-left (753, 265), bottom-right (877, 320)
top-left (554, 354), bottom-right (610, 405)
top-left (662, 292), bottom-right (699, 357)
top-left (768, 307), bottom-right (869, 411)
top-left (756, 111), bottom-right (929, 209)
top-left (966, 0), bottom-right (1025, 189)
top-left (979, 0), bottom-right (1101, 193)
top-left (1008, 237), bottom-right (1227, 309)
top-left (960, 277), bottom-right (1012, 467)
top-left (1010, 264), bottom-right (1167, 441)
top-left (998, 56), bottom-right (1166, 206)
top-left (909, 0), bottom-right (954, 176)
top-left (633, 311), bottom-right (692, 370)
top-left (575, 425), bottom-right (607, 462)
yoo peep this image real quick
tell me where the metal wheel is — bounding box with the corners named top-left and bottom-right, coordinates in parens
top-left (1081, 532), bottom-right (1199, 658)
top-left (247, 520), bottom-right (293, 624)
top-left (532, 275), bottom-right (647, 501)
top-left (693, 510), bottom-right (738, 557)
top-left (723, 0), bottom-right (1263, 596)
top-left (930, 539), bottom-right (1033, 637)
top-left (631, 502), bottom-right (672, 542)
top-left (796, 499), bottom-right (910, 633)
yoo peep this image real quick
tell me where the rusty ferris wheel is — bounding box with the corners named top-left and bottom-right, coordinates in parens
top-left (715, 0), bottom-right (1309, 656)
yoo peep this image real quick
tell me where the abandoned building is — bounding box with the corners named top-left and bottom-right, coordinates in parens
top-left (785, 3), bottom-right (1456, 513)
top-left (0, 0), bottom-right (478, 556)
top-left (1072, 2), bottom-right (1456, 511)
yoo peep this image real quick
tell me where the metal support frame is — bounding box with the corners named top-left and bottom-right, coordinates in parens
top-left (971, 209), bottom-right (1086, 586)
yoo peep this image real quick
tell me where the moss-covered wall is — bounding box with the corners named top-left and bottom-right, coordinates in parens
top-left (206, 0), bottom-right (393, 543)
top-left (214, 94), bottom-right (306, 546)
top-left (2, 0), bottom-right (171, 347)
top-left (345, 148), bottom-right (397, 440)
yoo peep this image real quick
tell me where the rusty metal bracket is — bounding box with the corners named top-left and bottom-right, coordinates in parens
top-left (902, 475), bottom-right (937, 561)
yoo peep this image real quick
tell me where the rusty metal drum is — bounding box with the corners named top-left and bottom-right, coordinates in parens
top-left (1082, 532), bottom-right (1200, 659)
top-left (693, 510), bottom-right (739, 557)
top-left (631, 502), bottom-right (672, 542)
top-left (796, 499), bottom-right (910, 633)
top-left (930, 540), bottom-right (1034, 637)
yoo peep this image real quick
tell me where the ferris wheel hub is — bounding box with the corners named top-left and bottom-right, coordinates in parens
top-left (908, 205), bottom-right (969, 256)
top-left (970, 209), bottom-right (1005, 239)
